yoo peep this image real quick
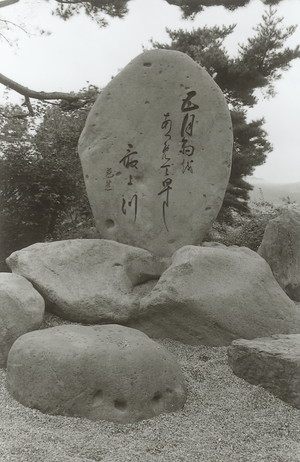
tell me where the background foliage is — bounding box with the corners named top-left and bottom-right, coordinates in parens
top-left (0, 87), bottom-right (99, 270)
top-left (204, 200), bottom-right (299, 251)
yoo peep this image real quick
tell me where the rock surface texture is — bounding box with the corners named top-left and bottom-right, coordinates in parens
top-left (6, 239), bottom-right (168, 324)
top-left (227, 334), bottom-right (300, 409)
top-left (78, 49), bottom-right (233, 257)
top-left (0, 273), bottom-right (44, 367)
top-left (258, 208), bottom-right (300, 301)
top-left (6, 324), bottom-right (187, 423)
top-left (128, 246), bottom-right (300, 345)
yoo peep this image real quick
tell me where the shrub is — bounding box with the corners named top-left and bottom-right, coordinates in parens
top-left (205, 200), bottom-right (298, 251)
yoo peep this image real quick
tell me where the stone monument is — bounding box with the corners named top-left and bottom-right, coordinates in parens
top-left (4, 50), bottom-right (300, 426)
top-left (78, 49), bottom-right (233, 256)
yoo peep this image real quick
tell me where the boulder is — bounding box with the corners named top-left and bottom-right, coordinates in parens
top-left (78, 49), bottom-right (232, 257)
top-left (128, 245), bottom-right (300, 345)
top-left (0, 273), bottom-right (44, 367)
top-left (258, 208), bottom-right (300, 301)
top-left (6, 239), bottom-right (168, 324)
top-left (6, 324), bottom-right (187, 423)
top-left (227, 334), bottom-right (300, 409)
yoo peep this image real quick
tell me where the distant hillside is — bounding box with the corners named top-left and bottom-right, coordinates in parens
top-left (246, 177), bottom-right (300, 205)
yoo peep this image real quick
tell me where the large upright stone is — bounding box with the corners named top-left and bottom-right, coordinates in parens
top-left (78, 50), bottom-right (233, 256)
top-left (258, 208), bottom-right (300, 301)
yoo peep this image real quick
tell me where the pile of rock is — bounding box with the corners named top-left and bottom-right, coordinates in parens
top-left (2, 50), bottom-right (300, 422)
top-left (6, 240), bottom-right (300, 346)
top-left (4, 237), bottom-right (300, 416)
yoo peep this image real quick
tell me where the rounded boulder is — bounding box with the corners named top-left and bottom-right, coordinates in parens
top-left (6, 324), bottom-right (187, 423)
top-left (0, 273), bottom-right (45, 367)
top-left (129, 245), bottom-right (300, 345)
top-left (258, 208), bottom-right (300, 301)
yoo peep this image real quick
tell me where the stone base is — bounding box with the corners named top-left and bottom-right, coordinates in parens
top-left (6, 325), bottom-right (187, 423)
top-left (228, 334), bottom-right (300, 409)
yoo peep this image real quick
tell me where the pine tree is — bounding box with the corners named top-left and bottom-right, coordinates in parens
top-left (0, 88), bottom-right (98, 269)
top-left (165, 0), bottom-right (283, 19)
top-left (50, 0), bottom-right (285, 22)
top-left (151, 8), bottom-right (300, 221)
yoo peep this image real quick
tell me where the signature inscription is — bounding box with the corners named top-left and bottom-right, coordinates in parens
top-left (104, 167), bottom-right (114, 191)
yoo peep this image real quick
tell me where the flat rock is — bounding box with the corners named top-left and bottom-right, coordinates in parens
top-left (6, 324), bottom-right (187, 423)
top-left (6, 239), bottom-right (168, 324)
top-left (0, 273), bottom-right (44, 367)
top-left (258, 208), bottom-right (300, 301)
top-left (78, 49), bottom-right (232, 256)
top-left (128, 245), bottom-right (300, 345)
top-left (227, 334), bottom-right (300, 409)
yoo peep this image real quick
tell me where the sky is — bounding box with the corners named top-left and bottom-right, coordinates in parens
top-left (1, 0), bottom-right (300, 184)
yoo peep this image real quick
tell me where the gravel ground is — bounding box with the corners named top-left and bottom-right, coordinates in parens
top-left (1, 310), bottom-right (300, 462)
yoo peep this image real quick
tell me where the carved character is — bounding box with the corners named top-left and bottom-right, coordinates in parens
top-left (181, 91), bottom-right (199, 113)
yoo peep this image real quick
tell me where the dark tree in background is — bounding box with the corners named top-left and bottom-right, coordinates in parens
top-left (0, 0), bottom-right (287, 30)
top-left (164, 0), bottom-right (283, 19)
top-left (52, 0), bottom-right (130, 25)
top-left (50, 0), bottom-right (284, 21)
top-left (151, 8), bottom-right (300, 221)
top-left (0, 87), bottom-right (99, 270)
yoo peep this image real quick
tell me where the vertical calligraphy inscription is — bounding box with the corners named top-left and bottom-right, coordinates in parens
top-left (119, 143), bottom-right (139, 222)
top-left (158, 112), bottom-right (173, 232)
top-left (180, 90), bottom-right (199, 174)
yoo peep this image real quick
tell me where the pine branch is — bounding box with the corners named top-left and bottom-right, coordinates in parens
top-left (0, 31), bottom-right (10, 44)
top-left (0, 72), bottom-right (80, 102)
top-left (0, 18), bottom-right (28, 35)
top-left (0, 73), bottom-right (97, 115)
top-left (55, 0), bottom-right (90, 3)
top-left (0, 0), bottom-right (19, 8)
